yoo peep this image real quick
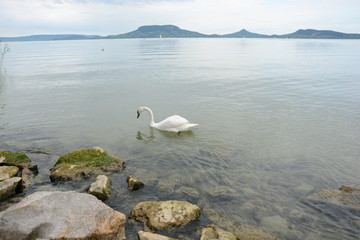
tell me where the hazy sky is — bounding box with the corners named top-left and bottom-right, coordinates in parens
top-left (1, 0), bottom-right (359, 37)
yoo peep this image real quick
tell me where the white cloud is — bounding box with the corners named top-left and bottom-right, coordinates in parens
top-left (0, 0), bottom-right (359, 36)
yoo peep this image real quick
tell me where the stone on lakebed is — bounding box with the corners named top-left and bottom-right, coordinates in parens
top-left (200, 225), bottom-right (238, 240)
top-left (50, 147), bottom-right (125, 182)
top-left (307, 185), bottom-right (360, 211)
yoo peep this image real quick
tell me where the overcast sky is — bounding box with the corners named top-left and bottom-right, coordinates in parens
top-left (1, 0), bottom-right (359, 37)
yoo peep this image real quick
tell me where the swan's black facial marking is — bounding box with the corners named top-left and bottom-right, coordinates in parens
top-left (137, 111), bottom-right (140, 119)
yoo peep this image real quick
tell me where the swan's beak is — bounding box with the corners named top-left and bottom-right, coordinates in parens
top-left (137, 111), bottom-right (140, 119)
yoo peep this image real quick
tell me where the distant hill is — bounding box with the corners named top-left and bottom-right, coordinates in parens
top-left (223, 29), bottom-right (270, 38)
top-left (107, 25), bottom-right (207, 38)
top-left (277, 29), bottom-right (360, 39)
top-left (1, 26), bottom-right (360, 41)
top-left (0, 34), bottom-right (102, 42)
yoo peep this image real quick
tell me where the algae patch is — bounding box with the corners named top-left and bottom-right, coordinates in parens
top-left (50, 148), bottom-right (125, 182)
top-left (0, 151), bottom-right (30, 164)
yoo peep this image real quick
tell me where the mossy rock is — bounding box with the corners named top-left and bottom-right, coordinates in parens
top-left (50, 148), bottom-right (125, 182)
top-left (0, 151), bottom-right (36, 170)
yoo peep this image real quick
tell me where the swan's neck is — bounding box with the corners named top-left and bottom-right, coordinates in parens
top-left (143, 107), bottom-right (156, 126)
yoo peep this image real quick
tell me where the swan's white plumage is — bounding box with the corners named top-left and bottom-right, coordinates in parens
top-left (137, 107), bottom-right (198, 133)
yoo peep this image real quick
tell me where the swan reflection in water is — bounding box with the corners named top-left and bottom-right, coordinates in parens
top-left (136, 129), bottom-right (155, 141)
top-left (136, 128), bottom-right (196, 141)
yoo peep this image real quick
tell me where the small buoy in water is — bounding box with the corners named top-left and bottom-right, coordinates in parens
top-left (101, 48), bottom-right (104, 51)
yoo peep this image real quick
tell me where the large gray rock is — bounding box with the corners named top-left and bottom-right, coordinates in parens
top-left (0, 191), bottom-right (126, 240)
top-left (131, 200), bottom-right (200, 230)
top-left (138, 231), bottom-right (178, 240)
top-left (200, 225), bottom-right (238, 240)
top-left (87, 175), bottom-right (111, 200)
top-left (0, 177), bottom-right (22, 201)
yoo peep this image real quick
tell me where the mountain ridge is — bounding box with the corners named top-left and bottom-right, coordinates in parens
top-left (1, 25), bottom-right (360, 41)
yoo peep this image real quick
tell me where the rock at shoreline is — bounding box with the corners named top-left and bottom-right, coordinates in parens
top-left (138, 231), bottom-right (178, 240)
top-left (50, 148), bottom-right (125, 182)
top-left (0, 151), bottom-right (38, 171)
top-left (307, 185), bottom-right (360, 211)
top-left (127, 175), bottom-right (144, 190)
top-left (21, 168), bottom-right (35, 188)
top-left (0, 151), bottom-right (38, 190)
top-left (0, 177), bottom-right (22, 201)
top-left (87, 175), bottom-right (111, 200)
top-left (0, 191), bottom-right (126, 240)
top-left (200, 225), bottom-right (237, 240)
top-left (131, 200), bottom-right (200, 230)
top-left (0, 166), bottom-right (19, 182)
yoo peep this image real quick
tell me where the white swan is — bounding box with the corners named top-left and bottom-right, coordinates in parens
top-left (137, 106), bottom-right (198, 134)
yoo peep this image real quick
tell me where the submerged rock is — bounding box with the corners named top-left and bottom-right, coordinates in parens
top-left (131, 200), bottom-right (201, 230)
top-left (127, 175), bottom-right (144, 190)
top-left (87, 175), bottom-right (111, 200)
top-left (233, 224), bottom-right (282, 240)
top-left (0, 166), bottom-right (19, 182)
top-left (294, 183), bottom-right (314, 194)
top-left (200, 225), bottom-right (238, 240)
top-left (0, 177), bottom-right (22, 201)
top-left (138, 231), bottom-right (178, 240)
top-left (259, 215), bottom-right (289, 237)
top-left (50, 148), bottom-right (125, 182)
top-left (307, 185), bottom-right (360, 211)
top-left (177, 186), bottom-right (200, 197)
top-left (0, 191), bottom-right (126, 240)
top-left (203, 208), bottom-right (281, 240)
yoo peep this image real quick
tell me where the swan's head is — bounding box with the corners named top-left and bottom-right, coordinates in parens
top-left (137, 106), bottom-right (147, 119)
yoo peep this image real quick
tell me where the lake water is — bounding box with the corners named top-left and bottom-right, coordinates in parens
top-left (1, 38), bottom-right (360, 239)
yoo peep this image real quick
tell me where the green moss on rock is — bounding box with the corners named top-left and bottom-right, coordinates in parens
top-left (0, 151), bottom-right (37, 171)
top-left (50, 148), bottom-right (125, 182)
top-left (0, 151), bottom-right (30, 164)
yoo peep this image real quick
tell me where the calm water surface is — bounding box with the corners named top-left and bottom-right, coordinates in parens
top-left (1, 38), bottom-right (360, 239)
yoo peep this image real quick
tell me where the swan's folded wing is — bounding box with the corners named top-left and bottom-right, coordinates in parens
top-left (159, 115), bottom-right (189, 128)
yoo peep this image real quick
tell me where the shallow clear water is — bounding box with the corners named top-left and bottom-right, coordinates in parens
top-left (1, 38), bottom-right (360, 239)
